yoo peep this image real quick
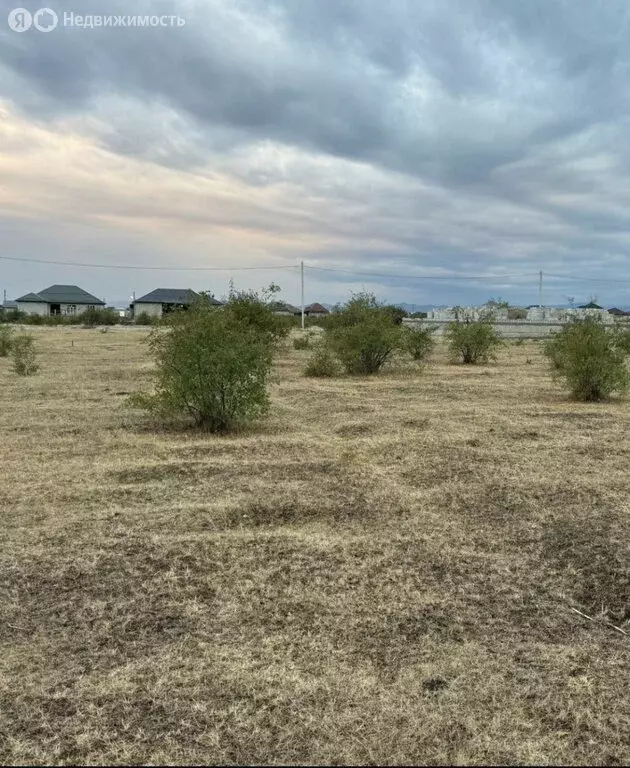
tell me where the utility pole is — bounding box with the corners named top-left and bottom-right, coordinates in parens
top-left (300, 261), bottom-right (305, 331)
top-left (538, 270), bottom-right (543, 309)
top-left (2, 289), bottom-right (6, 307)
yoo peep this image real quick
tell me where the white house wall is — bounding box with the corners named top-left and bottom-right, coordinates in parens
top-left (134, 303), bottom-right (163, 318)
top-left (16, 302), bottom-right (49, 316)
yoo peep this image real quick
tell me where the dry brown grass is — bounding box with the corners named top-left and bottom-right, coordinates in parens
top-left (1, 327), bottom-right (629, 765)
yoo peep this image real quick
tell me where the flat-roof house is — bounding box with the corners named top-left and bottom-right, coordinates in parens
top-left (304, 302), bottom-right (329, 318)
top-left (132, 289), bottom-right (221, 319)
top-left (16, 285), bottom-right (105, 317)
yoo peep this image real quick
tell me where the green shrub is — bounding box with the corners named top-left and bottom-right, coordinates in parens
top-left (81, 307), bottom-right (119, 326)
top-left (329, 320), bottom-right (406, 374)
top-left (223, 285), bottom-right (291, 346)
top-left (304, 344), bottom-right (339, 377)
top-left (612, 326), bottom-right (630, 355)
top-left (446, 320), bottom-right (503, 364)
top-left (0, 325), bottom-right (14, 357)
top-left (134, 311), bottom-right (153, 326)
top-left (293, 335), bottom-right (311, 350)
top-left (11, 334), bottom-right (39, 375)
top-left (0, 309), bottom-right (24, 323)
top-left (403, 326), bottom-right (435, 361)
top-left (324, 292), bottom-right (408, 375)
top-left (544, 318), bottom-right (629, 401)
top-left (128, 295), bottom-right (273, 432)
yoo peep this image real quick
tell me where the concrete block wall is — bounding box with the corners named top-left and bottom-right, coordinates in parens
top-left (403, 316), bottom-right (619, 339)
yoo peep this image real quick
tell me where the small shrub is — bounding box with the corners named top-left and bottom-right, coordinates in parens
top-left (304, 344), bottom-right (339, 377)
top-left (11, 334), bottom-right (39, 375)
top-left (0, 325), bottom-right (14, 357)
top-left (0, 309), bottom-right (24, 323)
top-left (128, 295), bottom-right (273, 432)
top-left (403, 326), bottom-right (435, 361)
top-left (293, 335), bottom-right (311, 350)
top-left (134, 311), bottom-right (153, 326)
top-left (446, 320), bottom-right (503, 364)
top-left (544, 318), bottom-right (629, 401)
top-left (82, 307), bottom-right (119, 326)
top-left (612, 326), bottom-right (630, 355)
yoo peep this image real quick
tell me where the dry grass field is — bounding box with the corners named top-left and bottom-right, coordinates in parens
top-left (1, 326), bottom-right (629, 766)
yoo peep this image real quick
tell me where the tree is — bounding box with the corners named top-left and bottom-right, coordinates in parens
top-left (380, 304), bottom-right (409, 326)
top-left (485, 297), bottom-right (509, 309)
top-left (446, 319), bottom-right (503, 364)
top-left (544, 318), bottom-right (629, 401)
top-left (129, 295), bottom-right (273, 431)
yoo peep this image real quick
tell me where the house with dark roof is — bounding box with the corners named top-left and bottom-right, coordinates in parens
top-left (304, 302), bottom-right (329, 318)
top-left (132, 289), bottom-right (221, 319)
top-left (16, 285), bottom-right (105, 317)
top-left (269, 301), bottom-right (302, 317)
top-left (608, 307), bottom-right (630, 317)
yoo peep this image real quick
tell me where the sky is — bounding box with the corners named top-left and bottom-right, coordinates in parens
top-left (1, 0), bottom-right (630, 308)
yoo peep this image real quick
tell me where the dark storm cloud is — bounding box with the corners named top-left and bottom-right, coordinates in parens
top-left (3, 0), bottom-right (627, 183)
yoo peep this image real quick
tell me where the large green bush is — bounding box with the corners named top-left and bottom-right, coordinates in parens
top-left (446, 319), bottom-right (503, 364)
top-left (222, 285), bottom-right (291, 346)
top-left (0, 325), bottom-right (14, 357)
top-left (324, 292), bottom-right (408, 375)
top-left (11, 334), bottom-right (39, 375)
top-left (128, 295), bottom-right (273, 431)
top-left (544, 318), bottom-right (629, 401)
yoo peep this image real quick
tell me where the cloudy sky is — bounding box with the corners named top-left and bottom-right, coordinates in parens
top-left (1, 0), bottom-right (630, 307)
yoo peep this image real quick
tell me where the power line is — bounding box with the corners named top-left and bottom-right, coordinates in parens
top-left (2, 253), bottom-right (629, 286)
top-left (0, 255), bottom-right (298, 272)
top-left (306, 265), bottom-right (534, 281)
top-left (545, 272), bottom-right (630, 284)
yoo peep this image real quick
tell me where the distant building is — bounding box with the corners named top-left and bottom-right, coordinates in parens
top-left (270, 301), bottom-right (302, 316)
top-left (132, 289), bottom-right (221, 319)
top-left (304, 303), bottom-right (330, 318)
top-left (16, 285), bottom-right (105, 317)
top-left (578, 301), bottom-right (603, 310)
top-left (608, 307), bottom-right (630, 317)
top-left (0, 300), bottom-right (18, 312)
